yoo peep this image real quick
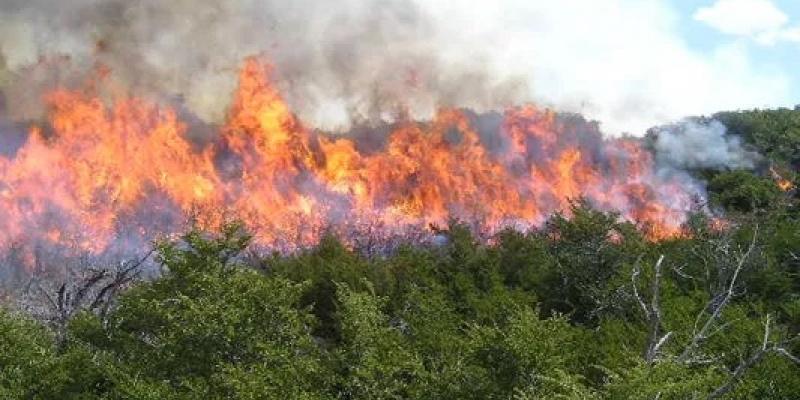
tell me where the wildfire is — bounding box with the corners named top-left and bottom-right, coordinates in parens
top-left (0, 56), bottom-right (700, 264)
top-left (770, 167), bottom-right (795, 192)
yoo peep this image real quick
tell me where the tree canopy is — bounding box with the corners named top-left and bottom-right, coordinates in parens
top-left (2, 108), bottom-right (800, 399)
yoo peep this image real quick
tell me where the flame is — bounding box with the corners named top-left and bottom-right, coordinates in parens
top-left (770, 167), bottom-right (794, 192)
top-left (0, 56), bottom-right (701, 265)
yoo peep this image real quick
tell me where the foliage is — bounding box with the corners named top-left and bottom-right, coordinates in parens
top-left (2, 109), bottom-right (800, 398)
top-left (708, 171), bottom-right (782, 213)
top-left (713, 108), bottom-right (800, 167)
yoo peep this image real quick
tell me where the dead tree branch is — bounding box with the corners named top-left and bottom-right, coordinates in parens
top-left (632, 254), bottom-right (672, 363)
top-left (678, 227), bottom-right (758, 363)
top-left (22, 249), bottom-right (154, 346)
top-left (708, 315), bottom-right (800, 399)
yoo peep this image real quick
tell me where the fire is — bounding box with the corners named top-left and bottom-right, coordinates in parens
top-left (770, 167), bottom-right (794, 192)
top-left (0, 56), bottom-right (700, 265)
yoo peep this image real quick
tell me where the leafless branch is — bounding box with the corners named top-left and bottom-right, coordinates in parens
top-left (678, 227), bottom-right (758, 363)
top-left (631, 256), bottom-right (648, 315)
top-left (707, 314), bottom-right (800, 399)
top-left (632, 254), bottom-right (672, 363)
top-left (20, 249), bottom-right (154, 346)
top-left (671, 264), bottom-right (693, 280)
top-left (775, 347), bottom-right (800, 365)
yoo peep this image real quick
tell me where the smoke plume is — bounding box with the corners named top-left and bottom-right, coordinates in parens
top-left (0, 0), bottom-right (526, 130)
top-left (653, 119), bottom-right (758, 170)
top-left (0, 0), bottom-right (778, 282)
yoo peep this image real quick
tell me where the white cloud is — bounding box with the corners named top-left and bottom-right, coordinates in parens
top-left (693, 0), bottom-right (800, 45)
top-left (0, 0), bottom-right (793, 136)
top-left (693, 0), bottom-right (787, 37)
top-left (421, 0), bottom-right (793, 135)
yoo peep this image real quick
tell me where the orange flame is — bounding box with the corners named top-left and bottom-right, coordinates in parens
top-left (770, 167), bottom-right (794, 192)
top-left (0, 56), bottom-right (701, 264)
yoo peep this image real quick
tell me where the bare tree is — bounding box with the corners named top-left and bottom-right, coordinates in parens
top-left (678, 228), bottom-right (758, 364)
top-left (631, 254), bottom-right (672, 364)
top-left (21, 249), bottom-right (153, 347)
top-left (631, 226), bottom-right (800, 398)
top-left (708, 314), bottom-right (800, 399)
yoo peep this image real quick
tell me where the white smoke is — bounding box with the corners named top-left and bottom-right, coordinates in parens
top-left (421, 0), bottom-right (793, 135)
top-left (0, 0), bottom-right (526, 130)
top-left (0, 0), bottom-right (793, 135)
top-left (653, 120), bottom-right (758, 170)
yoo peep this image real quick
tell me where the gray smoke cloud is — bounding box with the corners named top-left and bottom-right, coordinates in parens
top-left (653, 119), bottom-right (758, 170)
top-left (0, 0), bottom-right (527, 130)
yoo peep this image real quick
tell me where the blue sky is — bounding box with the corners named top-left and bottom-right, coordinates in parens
top-left (423, 0), bottom-right (800, 134)
top-left (675, 0), bottom-right (800, 94)
top-left (2, 0), bottom-right (793, 135)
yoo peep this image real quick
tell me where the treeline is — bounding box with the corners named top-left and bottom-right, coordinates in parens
top-left (1, 108), bottom-right (799, 399)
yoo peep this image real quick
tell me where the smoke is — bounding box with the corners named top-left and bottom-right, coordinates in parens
top-left (653, 119), bottom-right (758, 170)
top-left (422, 1), bottom-right (792, 135)
top-left (0, 0), bottom-right (792, 136)
top-left (0, 1), bottom-right (785, 285)
top-left (0, 0), bottom-right (526, 130)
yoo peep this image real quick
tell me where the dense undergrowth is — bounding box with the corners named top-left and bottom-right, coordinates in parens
top-left (1, 108), bottom-right (800, 399)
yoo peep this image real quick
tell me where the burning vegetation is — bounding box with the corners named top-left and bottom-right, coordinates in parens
top-left (0, 56), bottom-right (708, 271)
top-left (0, 2), bottom-right (799, 398)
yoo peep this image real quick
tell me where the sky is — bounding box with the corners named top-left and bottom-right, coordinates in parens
top-left (1, 0), bottom-right (798, 136)
top-left (677, 0), bottom-right (800, 78)
top-left (421, 0), bottom-right (800, 134)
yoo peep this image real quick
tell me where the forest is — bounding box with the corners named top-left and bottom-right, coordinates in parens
top-left (1, 107), bottom-right (799, 399)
